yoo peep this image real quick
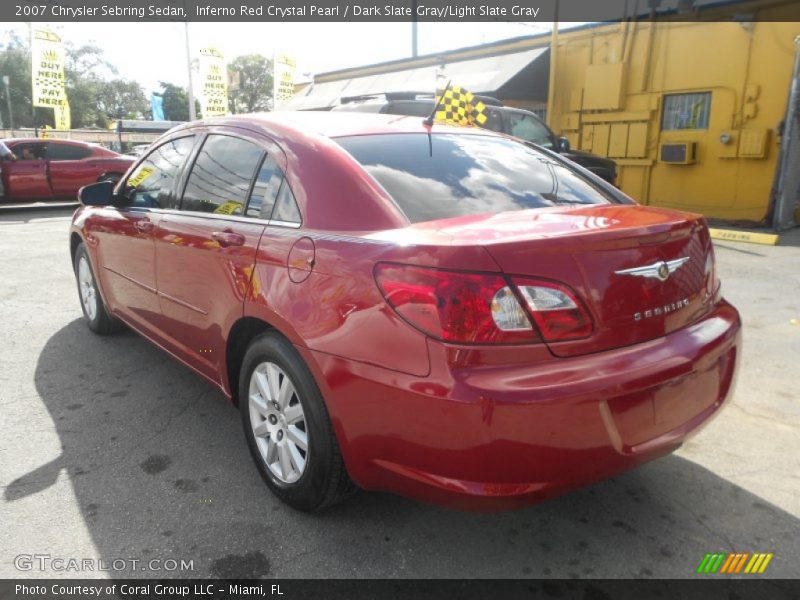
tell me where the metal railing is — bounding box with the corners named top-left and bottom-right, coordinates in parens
top-left (0, 128), bottom-right (164, 145)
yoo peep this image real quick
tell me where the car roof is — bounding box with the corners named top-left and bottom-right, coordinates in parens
top-left (339, 92), bottom-right (504, 107)
top-left (159, 112), bottom-right (511, 234)
top-left (1, 138), bottom-right (89, 146)
top-left (331, 98), bottom-right (547, 123)
top-left (170, 111), bottom-right (500, 140)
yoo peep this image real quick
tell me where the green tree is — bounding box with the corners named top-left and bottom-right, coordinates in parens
top-left (65, 42), bottom-right (116, 77)
top-left (0, 30), bottom-right (35, 128)
top-left (157, 81), bottom-right (198, 122)
top-left (0, 31), bottom-right (126, 129)
top-left (228, 54), bottom-right (273, 114)
top-left (95, 79), bottom-right (148, 123)
top-left (64, 42), bottom-right (118, 128)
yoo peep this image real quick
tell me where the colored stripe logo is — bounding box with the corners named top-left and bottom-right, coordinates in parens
top-left (696, 552), bottom-right (774, 574)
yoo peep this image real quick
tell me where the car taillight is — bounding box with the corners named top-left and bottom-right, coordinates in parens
top-left (374, 263), bottom-right (539, 344)
top-left (512, 278), bottom-right (594, 342)
top-left (374, 263), bottom-right (594, 345)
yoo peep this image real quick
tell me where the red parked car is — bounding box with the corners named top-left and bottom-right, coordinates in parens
top-left (69, 113), bottom-right (741, 511)
top-left (0, 138), bottom-right (133, 203)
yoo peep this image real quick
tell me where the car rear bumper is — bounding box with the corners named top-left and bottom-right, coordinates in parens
top-left (301, 299), bottom-right (741, 510)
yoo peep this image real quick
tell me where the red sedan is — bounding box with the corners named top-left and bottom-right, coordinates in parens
top-left (69, 113), bottom-right (740, 511)
top-left (0, 138), bottom-right (133, 203)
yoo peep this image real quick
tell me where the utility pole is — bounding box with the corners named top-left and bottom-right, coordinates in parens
top-left (184, 22), bottom-right (197, 120)
top-left (546, 4), bottom-right (559, 129)
top-left (411, 0), bottom-right (418, 57)
top-left (3, 76), bottom-right (13, 135)
top-left (28, 22), bottom-right (38, 137)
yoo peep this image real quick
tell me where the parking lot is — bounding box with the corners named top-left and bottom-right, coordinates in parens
top-left (0, 204), bottom-right (798, 579)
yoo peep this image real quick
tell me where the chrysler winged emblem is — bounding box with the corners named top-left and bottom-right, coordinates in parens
top-left (615, 257), bottom-right (690, 282)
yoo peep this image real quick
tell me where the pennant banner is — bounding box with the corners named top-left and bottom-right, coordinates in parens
top-left (198, 47), bottom-right (228, 118)
top-left (273, 53), bottom-right (296, 109)
top-left (150, 93), bottom-right (165, 121)
top-left (54, 101), bottom-right (71, 131)
top-left (31, 28), bottom-right (70, 130)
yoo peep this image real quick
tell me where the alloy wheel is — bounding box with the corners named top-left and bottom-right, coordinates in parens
top-left (78, 256), bottom-right (98, 321)
top-left (248, 361), bottom-right (309, 483)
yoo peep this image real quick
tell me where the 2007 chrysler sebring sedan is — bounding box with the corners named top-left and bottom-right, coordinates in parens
top-left (70, 113), bottom-right (741, 511)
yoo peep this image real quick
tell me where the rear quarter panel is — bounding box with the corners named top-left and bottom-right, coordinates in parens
top-left (244, 227), bottom-right (506, 378)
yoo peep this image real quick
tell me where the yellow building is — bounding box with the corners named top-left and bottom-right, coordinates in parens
top-left (290, 4), bottom-right (800, 225)
top-left (548, 8), bottom-right (799, 223)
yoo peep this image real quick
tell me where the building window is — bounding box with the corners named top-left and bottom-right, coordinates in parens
top-left (662, 92), bottom-right (711, 131)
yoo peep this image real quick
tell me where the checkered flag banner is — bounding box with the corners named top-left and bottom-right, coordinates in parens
top-left (434, 83), bottom-right (488, 127)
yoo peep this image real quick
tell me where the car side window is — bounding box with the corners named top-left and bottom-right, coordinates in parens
top-left (384, 100), bottom-right (434, 118)
top-left (46, 143), bottom-right (92, 161)
top-left (126, 136), bottom-right (195, 209)
top-left (507, 113), bottom-right (554, 149)
top-left (246, 155), bottom-right (284, 219)
top-left (12, 143), bottom-right (46, 160)
top-left (483, 107), bottom-right (505, 133)
top-left (181, 134), bottom-right (264, 215)
top-left (271, 180), bottom-right (302, 225)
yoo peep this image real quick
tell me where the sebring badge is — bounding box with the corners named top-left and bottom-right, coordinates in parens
top-left (634, 298), bottom-right (690, 321)
top-left (614, 257), bottom-right (690, 282)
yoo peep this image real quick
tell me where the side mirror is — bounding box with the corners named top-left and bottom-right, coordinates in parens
top-left (78, 181), bottom-right (114, 206)
top-left (558, 137), bottom-right (571, 152)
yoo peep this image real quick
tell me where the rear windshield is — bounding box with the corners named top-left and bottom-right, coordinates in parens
top-left (335, 133), bottom-right (615, 224)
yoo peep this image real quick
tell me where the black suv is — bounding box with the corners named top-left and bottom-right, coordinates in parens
top-left (331, 92), bottom-right (617, 185)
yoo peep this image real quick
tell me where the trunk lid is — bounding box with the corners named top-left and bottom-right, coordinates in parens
top-left (413, 205), bottom-right (714, 356)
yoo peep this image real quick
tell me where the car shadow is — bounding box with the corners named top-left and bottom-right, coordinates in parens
top-left (14, 319), bottom-right (800, 578)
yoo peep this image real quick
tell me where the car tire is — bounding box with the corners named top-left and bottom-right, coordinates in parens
top-left (239, 331), bottom-right (356, 511)
top-left (73, 243), bottom-right (124, 335)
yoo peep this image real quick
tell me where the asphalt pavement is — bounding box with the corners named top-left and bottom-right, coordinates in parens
top-left (0, 205), bottom-right (798, 579)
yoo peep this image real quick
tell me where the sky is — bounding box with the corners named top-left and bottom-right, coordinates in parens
top-left (1, 21), bottom-right (557, 94)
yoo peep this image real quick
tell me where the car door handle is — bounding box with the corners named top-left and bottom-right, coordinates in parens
top-left (134, 220), bottom-right (155, 233)
top-left (212, 230), bottom-right (245, 247)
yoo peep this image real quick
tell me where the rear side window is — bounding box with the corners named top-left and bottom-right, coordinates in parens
top-left (336, 133), bottom-right (613, 224)
top-left (12, 143), bottom-right (46, 160)
top-left (126, 136), bottom-right (195, 209)
top-left (271, 181), bottom-right (301, 224)
top-left (246, 156), bottom-right (284, 219)
top-left (181, 135), bottom-right (264, 215)
top-left (482, 107), bottom-right (505, 134)
top-left (335, 102), bottom-right (385, 113)
top-left (384, 100), bottom-right (434, 118)
top-left (507, 112), bottom-right (554, 148)
top-left (46, 143), bottom-right (92, 160)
